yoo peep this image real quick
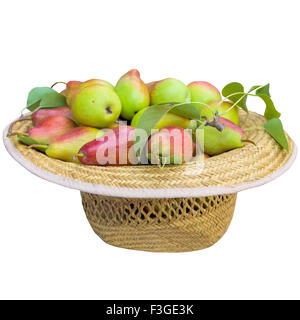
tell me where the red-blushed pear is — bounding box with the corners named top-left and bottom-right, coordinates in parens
top-left (28, 116), bottom-right (76, 145)
top-left (70, 85), bottom-right (122, 128)
top-left (147, 126), bottom-right (195, 165)
top-left (65, 81), bottom-right (82, 106)
top-left (218, 117), bottom-right (245, 136)
top-left (150, 78), bottom-right (191, 105)
top-left (197, 117), bottom-right (245, 156)
top-left (115, 69), bottom-right (150, 120)
top-left (31, 127), bottom-right (104, 163)
top-left (60, 89), bottom-right (67, 96)
top-left (66, 80), bottom-right (82, 92)
top-left (32, 106), bottom-right (74, 126)
top-left (188, 81), bottom-right (221, 112)
top-left (76, 126), bottom-right (137, 166)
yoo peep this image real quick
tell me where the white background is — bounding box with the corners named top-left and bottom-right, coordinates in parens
top-left (1, 0), bottom-right (299, 300)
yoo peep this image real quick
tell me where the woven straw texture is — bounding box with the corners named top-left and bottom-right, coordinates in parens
top-left (7, 111), bottom-right (294, 193)
top-left (82, 192), bottom-right (237, 252)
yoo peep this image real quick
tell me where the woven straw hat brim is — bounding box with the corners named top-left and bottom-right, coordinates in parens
top-left (3, 111), bottom-right (297, 198)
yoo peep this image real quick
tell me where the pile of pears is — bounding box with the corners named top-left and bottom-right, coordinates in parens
top-left (13, 69), bottom-right (246, 166)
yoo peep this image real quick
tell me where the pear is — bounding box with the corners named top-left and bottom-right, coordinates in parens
top-left (218, 117), bottom-right (244, 135)
top-left (196, 117), bottom-right (245, 156)
top-left (32, 106), bottom-right (73, 126)
top-left (79, 79), bottom-right (114, 90)
top-left (65, 81), bottom-right (82, 106)
top-left (65, 80), bottom-right (82, 96)
top-left (66, 79), bottom-right (114, 107)
top-left (201, 101), bottom-right (239, 125)
top-left (33, 127), bottom-right (103, 163)
top-left (76, 126), bottom-right (137, 166)
top-left (115, 69), bottom-right (150, 120)
top-left (150, 78), bottom-right (191, 105)
top-left (131, 107), bottom-right (190, 129)
top-left (70, 85), bottom-right (122, 128)
top-left (147, 126), bottom-right (195, 165)
top-left (28, 116), bottom-right (76, 145)
top-left (66, 80), bottom-right (82, 93)
top-left (146, 81), bottom-right (159, 94)
top-left (188, 81), bottom-right (221, 109)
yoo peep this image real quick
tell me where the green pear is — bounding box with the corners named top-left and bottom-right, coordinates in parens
top-left (131, 107), bottom-right (190, 129)
top-left (115, 69), bottom-right (150, 120)
top-left (206, 101), bottom-right (239, 125)
top-left (79, 79), bottom-right (114, 90)
top-left (146, 81), bottom-right (158, 94)
top-left (150, 78), bottom-right (191, 105)
top-left (66, 80), bottom-right (114, 107)
top-left (71, 85), bottom-right (122, 128)
top-left (199, 101), bottom-right (239, 125)
top-left (188, 81), bottom-right (221, 108)
top-left (196, 123), bottom-right (244, 156)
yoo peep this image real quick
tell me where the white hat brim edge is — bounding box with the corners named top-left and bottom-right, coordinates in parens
top-left (3, 123), bottom-right (297, 198)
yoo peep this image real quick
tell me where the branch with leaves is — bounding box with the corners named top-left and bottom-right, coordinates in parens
top-left (135, 82), bottom-right (289, 152)
top-left (221, 82), bottom-right (288, 151)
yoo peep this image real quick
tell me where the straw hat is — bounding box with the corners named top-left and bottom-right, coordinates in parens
top-left (3, 110), bottom-right (297, 252)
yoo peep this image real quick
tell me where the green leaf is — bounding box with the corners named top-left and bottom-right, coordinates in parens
top-left (17, 135), bottom-right (48, 152)
top-left (169, 103), bottom-right (201, 120)
top-left (135, 103), bottom-right (201, 136)
top-left (39, 91), bottom-right (67, 109)
top-left (135, 104), bottom-right (172, 136)
top-left (245, 84), bottom-right (271, 111)
top-left (17, 135), bottom-right (38, 146)
top-left (256, 83), bottom-right (270, 97)
top-left (26, 87), bottom-right (66, 112)
top-left (248, 85), bottom-right (260, 93)
top-left (248, 84), bottom-right (270, 97)
top-left (223, 83), bottom-right (278, 119)
top-left (264, 118), bottom-right (289, 152)
top-left (222, 82), bottom-right (248, 112)
top-left (257, 94), bottom-right (281, 119)
top-left (27, 87), bottom-right (55, 111)
top-left (154, 102), bottom-right (202, 120)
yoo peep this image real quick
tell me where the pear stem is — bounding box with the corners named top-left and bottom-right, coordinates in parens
top-left (77, 153), bottom-right (84, 158)
top-left (28, 144), bottom-right (48, 150)
top-left (51, 81), bottom-right (67, 89)
top-left (242, 139), bottom-right (257, 146)
top-left (72, 153), bottom-right (84, 162)
top-left (205, 114), bottom-right (226, 132)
